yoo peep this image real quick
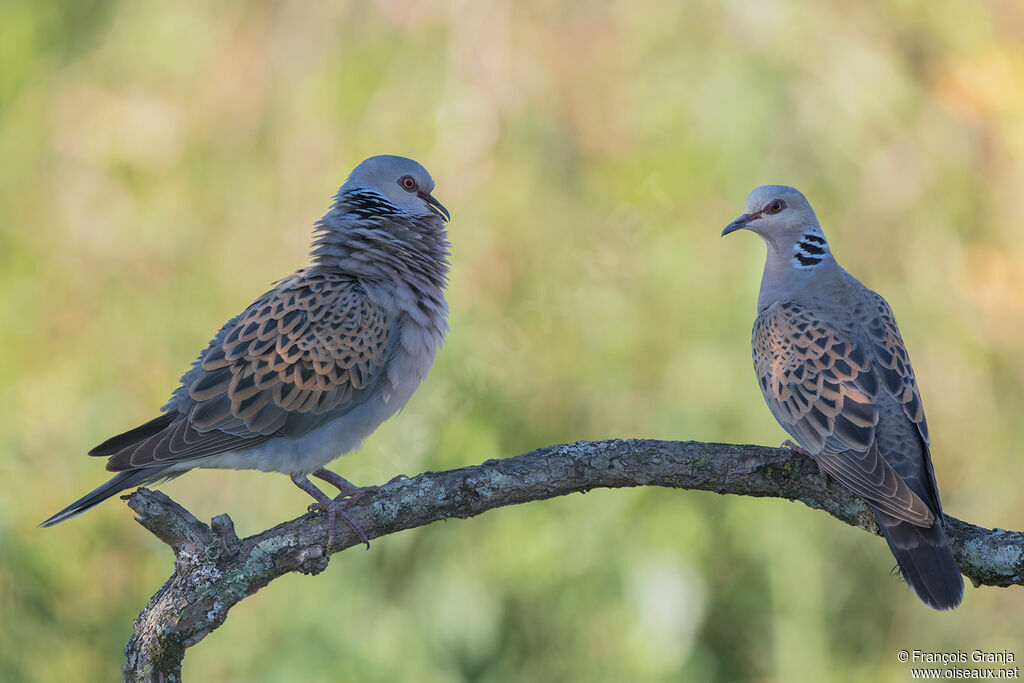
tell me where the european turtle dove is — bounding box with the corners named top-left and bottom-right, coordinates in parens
top-left (42, 155), bottom-right (451, 547)
top-left (722, 185), bottom-right (963, 610)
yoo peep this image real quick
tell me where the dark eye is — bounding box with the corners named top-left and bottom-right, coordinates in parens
top-left (767, 199), bottom-right (786, 213)
top-left (399, 176), bottom-right (417, 192)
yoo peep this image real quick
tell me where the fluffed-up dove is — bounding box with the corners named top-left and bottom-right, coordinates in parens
top-left (42, 155), bottom-right (451, 546)
top-left (722, 185), bottom-right (964, 610)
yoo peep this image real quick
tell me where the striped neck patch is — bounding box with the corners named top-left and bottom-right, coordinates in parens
top-left (338, 189), bottom-right (403, 220)
top-left (792, 231), bottom-right (829, 268)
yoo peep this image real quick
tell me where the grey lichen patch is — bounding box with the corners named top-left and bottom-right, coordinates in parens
top-left (197, 535), bottom-right (303, 606)
top-left (514, 468), bottom-right (556, 489)
top-left (374, 477), bottom-right (446, 521)
top-left (256, 536), bottom-right (296, 554)
top-left (204, 600), bottom-right (225, 626)
top-left (826, 496), bottom-right (876, 532)
top-left (175, 549), bottom-right (223, 590)
top-left (471, 470), bottom-right (514, 500)
top-left (961, 538), bottom-right (1023, 579)
top-left (374, 492), bottom-right (405, 523)
top-left (557, 441), bottom-right (593, 460)
top-left (249, 536), bottom-right (301, 571)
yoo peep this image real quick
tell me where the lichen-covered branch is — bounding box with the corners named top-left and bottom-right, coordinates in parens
top-left (121, 439), bottom-right (1024, 682)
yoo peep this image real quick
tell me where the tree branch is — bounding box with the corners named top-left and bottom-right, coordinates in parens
top-left (121, 439), bottom-right (1024, 682)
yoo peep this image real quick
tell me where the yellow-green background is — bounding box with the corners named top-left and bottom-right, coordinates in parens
top-left (3, 1), bottom-right (1023, 680)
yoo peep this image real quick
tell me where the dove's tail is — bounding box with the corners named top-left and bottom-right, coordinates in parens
top-left (39, 466), bottom-right (171, 528)
top-left (872, 506), bottom-right (964, 610)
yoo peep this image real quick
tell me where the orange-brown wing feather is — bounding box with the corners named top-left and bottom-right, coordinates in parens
top-left (752, 299), bottom-right (933, 526)
top-left (105, 270), bottom-right (392, 471)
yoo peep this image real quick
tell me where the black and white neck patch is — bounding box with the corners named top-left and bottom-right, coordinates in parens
top-left (338, 189), bottom-right (404, 220)
top-left (792, 231), bottom-right (829, 268)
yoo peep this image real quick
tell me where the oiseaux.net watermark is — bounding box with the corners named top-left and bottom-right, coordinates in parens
top-left (898, 649), bottom-right (1019, 679)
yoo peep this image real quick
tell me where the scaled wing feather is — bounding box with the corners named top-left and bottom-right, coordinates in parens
top-left (752, 299), bottom-right (934, 526)
top-left (105, 270), bottom-right (393, 471)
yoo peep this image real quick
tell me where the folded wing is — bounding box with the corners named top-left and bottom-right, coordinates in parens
top-left (96, 269), bottom-right (394, 471)
top-left (752, 298), bottom-right (934, 526)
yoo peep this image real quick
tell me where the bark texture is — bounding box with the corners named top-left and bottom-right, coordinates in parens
top-left (120, 439), bottom-right (1024, 682)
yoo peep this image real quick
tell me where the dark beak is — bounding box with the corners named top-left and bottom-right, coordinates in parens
top-left (721, 212), bottom-right (759, 236)
top-left (418, 191), bottom-right (450, 222)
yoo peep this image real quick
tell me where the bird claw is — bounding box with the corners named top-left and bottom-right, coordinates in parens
top-left (332, 485), bottom-right (373, 506)
top-left (298, 469), bottom-right (408, 549)
top-left (310, 496), bottom-right (370, 549)
top-left (293, 472), bottom-right (377, 549)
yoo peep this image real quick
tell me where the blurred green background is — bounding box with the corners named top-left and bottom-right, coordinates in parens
top-left (3, 0), bottom-right (1023, 680)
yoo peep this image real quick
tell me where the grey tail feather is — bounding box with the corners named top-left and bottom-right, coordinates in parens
top-left (39, 467), bottom-right (171, 528)
top-left (88, 413), bottom-right (176, 457)
top-left (871, 506), bottom-right (964, 610)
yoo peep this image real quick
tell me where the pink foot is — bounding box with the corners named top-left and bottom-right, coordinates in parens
top-left (307, 496), bottom-right (369, 548)
top-left (291, 471), bottom-right (379, 548)
top-left (292, 469), bottom-right (410, 547)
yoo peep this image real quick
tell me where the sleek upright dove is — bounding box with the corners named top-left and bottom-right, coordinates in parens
top-left (42, 155), bottom-right (451, 545)
top-left (722, 185), bottom-right (963, 609)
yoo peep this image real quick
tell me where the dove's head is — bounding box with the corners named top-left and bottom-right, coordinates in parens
top-left (341, 155), bottom-right (450, 222)
top-left (721, 185), bottom-right (821, 247)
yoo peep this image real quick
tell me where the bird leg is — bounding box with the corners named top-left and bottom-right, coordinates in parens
top-left (311, 468), bottom-right (374, 499)
top-left (290, 473), bottom-right (370, 549)
top-left (291, 469), bottom-right (411, 548)
top-left (314, 468), bottom-right (410, 494)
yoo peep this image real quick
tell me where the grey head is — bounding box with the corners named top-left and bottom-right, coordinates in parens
top-left (314, 154), bottom-right (451, 292)
top-left (340, 154), bottom-right (450, 222)
top-left (722, 185), bottom-right (824, 251)
top-left (722, 185), bottom-right (838, 310)
top-left (722, 185), bottom-right (835, 268)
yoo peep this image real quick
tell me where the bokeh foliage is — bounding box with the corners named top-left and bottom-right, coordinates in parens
top-left (2, 1), bottom-right (1023, 680)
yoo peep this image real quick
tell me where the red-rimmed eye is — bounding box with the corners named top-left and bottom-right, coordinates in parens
top-left (399, 176), bottom-right (417, 192)
top-left (767, 199), bottom-right (786, 213)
